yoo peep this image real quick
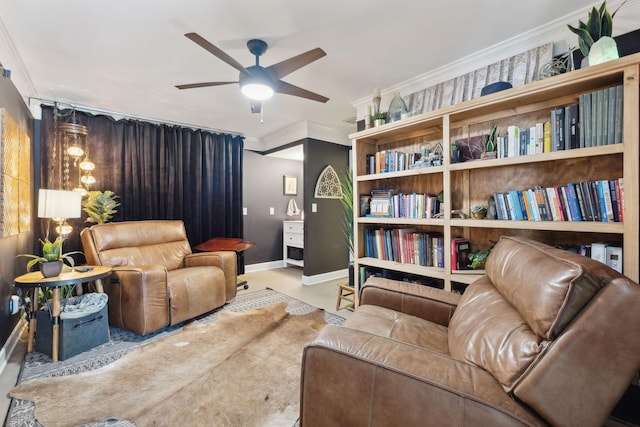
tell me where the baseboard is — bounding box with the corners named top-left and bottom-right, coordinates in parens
top-left (302, 269), bottom-right (348, 286)
top-left (0, 319), bottom-right (25, 376)
top-left (244, 261), bottom-right (285, 273)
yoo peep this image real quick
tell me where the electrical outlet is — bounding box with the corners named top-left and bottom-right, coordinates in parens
top-left (269, 207), bottom-right (275, 215)
top-left (243, 207), bottom-right (248, 216)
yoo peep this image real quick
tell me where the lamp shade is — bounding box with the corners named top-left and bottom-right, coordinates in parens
top-left (37, 189), bottom-right (82, 219)
top-left (239, 66), bottom-right (274, 101)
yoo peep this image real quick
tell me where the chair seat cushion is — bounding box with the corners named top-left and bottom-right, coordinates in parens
top-left (167, 266), bottom-right (226, 325)
top-left (344, 305), bottom-right (450, 355)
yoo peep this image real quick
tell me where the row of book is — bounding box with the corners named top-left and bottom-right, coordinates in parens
top-left (493, 178), bottom-right (624, 222)
top-left (365, 189), bottom-right (443, 219)
top-left (459, 84), bottom-right (623, 160)
top-left (363, 227), bottom-right (444, 268)
top-left (365, 151), bottom-right (424, 174)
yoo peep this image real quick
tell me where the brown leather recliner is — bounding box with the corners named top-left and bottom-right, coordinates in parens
top-left (301, 236), bottom-right (640, 426)
top-left (80, 220), bottom-right (237, 335)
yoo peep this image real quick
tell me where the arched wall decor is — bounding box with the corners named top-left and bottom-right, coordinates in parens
top-left (314, 165), bottom-right (342, 199)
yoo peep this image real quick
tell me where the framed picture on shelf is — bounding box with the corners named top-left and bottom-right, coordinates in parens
top-left (283, 175), bottom-right (298, 195)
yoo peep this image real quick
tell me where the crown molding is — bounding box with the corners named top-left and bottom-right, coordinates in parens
top-left (262, 120), bottom-right (351, 150)
top-left (352, 0), bottom-right (639, 117)
top-left (0, 10), bottom-right (37, 100)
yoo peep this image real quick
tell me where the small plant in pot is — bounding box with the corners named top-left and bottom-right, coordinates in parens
top-left (372, 111), bottom-right (387, 127)
top-left (471, 204), bottom-right (488, 219)
top-left (567, 1), bottom-right (626, 66)
top-left (17, 237), bottom-right (83, 278)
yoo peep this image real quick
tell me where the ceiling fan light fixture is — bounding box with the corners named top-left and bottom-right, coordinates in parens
top-left (241, 83), bottom-right (274, 100)
top-left (240, 66), bottom-right (274, 101)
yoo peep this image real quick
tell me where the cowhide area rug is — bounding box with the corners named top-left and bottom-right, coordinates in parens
top-left (7, 289), bottom-right (344, 427)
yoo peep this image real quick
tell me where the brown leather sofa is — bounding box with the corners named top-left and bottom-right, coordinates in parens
top-left (301, 236), bottom-right (640, 426)
top-left (80, 220), bottom-right (237, 335)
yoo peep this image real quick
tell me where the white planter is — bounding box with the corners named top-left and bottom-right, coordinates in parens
top-left (588, 37), bottom-right (619, 66)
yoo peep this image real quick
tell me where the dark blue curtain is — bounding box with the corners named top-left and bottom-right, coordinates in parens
top-left (40, 106), bottom-right (244, 250)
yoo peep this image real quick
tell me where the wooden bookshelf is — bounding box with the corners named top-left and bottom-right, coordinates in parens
top-left (351, 53), bottom-right (640, 297)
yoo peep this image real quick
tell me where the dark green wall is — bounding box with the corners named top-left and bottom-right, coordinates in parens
top-left (303, 139), bottom-right (350, 276)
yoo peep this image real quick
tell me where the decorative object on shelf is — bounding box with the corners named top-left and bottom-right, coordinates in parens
top-left (82, 190), bottom-right (120, 224)
top-left (451, 144), bottom-right (462, 163)
top-left (471, 205), bottom-right (488, 219)
top-left (567, 1), bottom-right (626, 66)
top-left (387, 92), bottom-right (409, 122)
top-left (480, 125), bottom-right (498, 159)
top-left (314, 165), bottom-right (342, 199)
top-left (487, 195), bottom-right (497, 220)
top-left (537, 51), bottom-right (573, 79)
top-left (467, 242), bottom-right (495, 270)
top-left (372, 111), bottom-right (387, 127)
top-left (480, 81), bottom-right (512, 96)
top-left (283, 175), bottom-right (298, 196)
top-left (372, 87), bottom-right (381, 116)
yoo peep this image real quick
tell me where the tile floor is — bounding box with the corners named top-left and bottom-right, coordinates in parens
top-left (0, 266), bottom-right (351, 424)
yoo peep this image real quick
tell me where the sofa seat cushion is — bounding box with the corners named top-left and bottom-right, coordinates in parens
top-left (344, 305), bottom-right (450, 354)
top-left (167, 266), bottom-right (226, 325)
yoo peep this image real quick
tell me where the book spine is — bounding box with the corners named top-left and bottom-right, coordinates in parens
top-left (614, 85), bottom-right (623, 144)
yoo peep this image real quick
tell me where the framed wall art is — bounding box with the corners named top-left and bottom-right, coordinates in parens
top-left (283, 175), bottom-right (297, 196)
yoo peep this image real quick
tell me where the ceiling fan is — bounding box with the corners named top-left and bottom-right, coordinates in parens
top-left (176, 33), bottom-right (329, 114)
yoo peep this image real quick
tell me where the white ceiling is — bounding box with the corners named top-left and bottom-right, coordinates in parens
top-left (0, 0), bottom-right (637, 150)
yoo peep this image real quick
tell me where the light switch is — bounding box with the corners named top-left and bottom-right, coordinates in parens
top-left (269, 207), bottom-right (275, 215)
top-left (312, 203), bottom-right (317, 213)
top-left (243, 207), bottom-right (248, 216)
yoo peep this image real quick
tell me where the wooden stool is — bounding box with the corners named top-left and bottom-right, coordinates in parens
top-left (336, 283), bottom-right (355, 311)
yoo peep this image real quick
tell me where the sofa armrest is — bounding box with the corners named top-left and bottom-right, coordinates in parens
top-left (360, 277), bottom-right (461, 327)
top-left (104, 265), bottom-right (169, 335)
top-left (184, 251), bottom-right (237, 300)
top-left (301, 325), bottom-right (542, 427)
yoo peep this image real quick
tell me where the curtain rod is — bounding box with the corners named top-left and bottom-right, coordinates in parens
top-left (29, 97), bottom-right (244, 138)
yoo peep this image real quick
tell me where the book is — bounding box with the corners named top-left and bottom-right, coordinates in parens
top-left (553, 106), bottom-right (565, 151)
top-left (578, 94), bottom-right (586, 148)
top-left (507, 125), bottom-right (519, 158)
top-left (543, 121), bottom-right (552, 152)
top-left (451, 238), bottom-right (471, 270)
top-left (614, 85), bottom-right (623, 144)
top-left (606, 245), bottom-right (623, 273)
top-left (591, 242), bottom-right (610, 264)
top-left (566, 104), bottom-right (579, 149)
top-left (566, 183), bottom-right (583, 221)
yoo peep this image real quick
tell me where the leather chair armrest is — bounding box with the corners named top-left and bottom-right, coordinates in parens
top-left (301, 325), bottom-right (541, 427)
top-left (105, 265), bottom-right (169, 335)
top-left (360, 277), bottom-right (461, 326)
top-left (184, 251), bottom-right (237, 300)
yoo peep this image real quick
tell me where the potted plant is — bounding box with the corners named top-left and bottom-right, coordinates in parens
top-left (82, 190), bottom-right (120, 224)
top-left (471, 204), bottom-right (488, 219)
top-left (17, 237), bottom-right (83, 278)
top-left (339, 170), bottom-right (355, 287)
top-left (372, 111), bottom-right (387, 127)
top-left (567, 1), bottom-right (626, 66)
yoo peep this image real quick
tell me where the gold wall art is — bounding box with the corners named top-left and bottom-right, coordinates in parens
top-left (0, 108), bottom-right (31, 237)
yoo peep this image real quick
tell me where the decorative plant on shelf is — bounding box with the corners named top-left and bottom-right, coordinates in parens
top-left (567, 1), bottom-right (626, 61)
top-left (372, 111), bottom-right (387, 126)
top-left (467, 240), bottom-right (496, 270)
top-left (83, 190), bottom-right (120, 224)
top-left (471, 205), bottom-right (488, 219)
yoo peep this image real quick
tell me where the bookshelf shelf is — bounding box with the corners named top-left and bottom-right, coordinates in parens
top-left (352, 53), bottom-right (639, 297)
top-left (358, 257), bottom-right (446, 279)
top-left (450, 219), bottom-right (624, 233)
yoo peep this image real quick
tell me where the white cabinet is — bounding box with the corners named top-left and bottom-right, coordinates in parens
top-left (283, 220), bottom-right (304, 267)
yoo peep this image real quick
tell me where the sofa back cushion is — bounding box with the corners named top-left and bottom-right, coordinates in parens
top-left (85, 220), bottom-right (192, 271)
top-left (448, 236), bottom-right (623, 391)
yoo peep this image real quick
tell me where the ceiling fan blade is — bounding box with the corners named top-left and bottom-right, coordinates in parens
top-left (175, 81), bottom-right (237, 90)
top-left (273, 80), bottom-right (329, 103)
top-left (265, 48), bottom-right (326, 80)
top-left (250, 100), bottom-right (262, 114)
top-left (184, 33), bottom-right (249, 74)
